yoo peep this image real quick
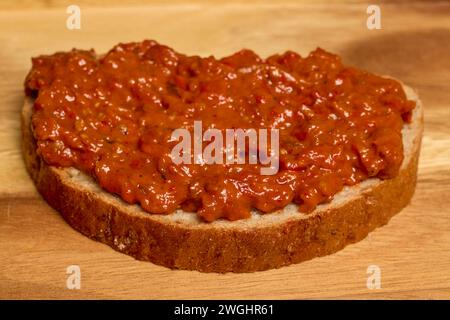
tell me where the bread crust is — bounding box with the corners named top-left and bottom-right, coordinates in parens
top-left (21, 85), bottom-right (423, 273)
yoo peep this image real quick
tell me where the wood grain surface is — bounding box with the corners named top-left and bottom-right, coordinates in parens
top-left (1, 0), bottom-right (450, 299)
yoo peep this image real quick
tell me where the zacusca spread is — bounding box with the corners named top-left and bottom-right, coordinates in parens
top-left (25, 40), bottom-right (415, 222)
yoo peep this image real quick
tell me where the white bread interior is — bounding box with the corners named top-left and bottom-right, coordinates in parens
top-left (23, 84), bottom-right (422, 229)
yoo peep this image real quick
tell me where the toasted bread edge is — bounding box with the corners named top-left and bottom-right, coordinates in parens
top-left (21, 84), bottom-right (423, 273)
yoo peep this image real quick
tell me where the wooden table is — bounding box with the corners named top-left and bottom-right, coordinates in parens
top-left (1, 0), bottom-right (450, 299)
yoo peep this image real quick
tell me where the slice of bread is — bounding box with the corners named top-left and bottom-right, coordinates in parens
top-left (21, 83), bottom-right (423, 273)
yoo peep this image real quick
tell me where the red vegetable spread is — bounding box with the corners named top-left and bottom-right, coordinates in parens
top-left (25, 40), bottom-right (415, 222)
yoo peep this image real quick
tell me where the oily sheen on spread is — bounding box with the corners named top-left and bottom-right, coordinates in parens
top-left (25, 40), bottom-right (415, 222)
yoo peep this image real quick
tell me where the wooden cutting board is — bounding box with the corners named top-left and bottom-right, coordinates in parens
top-left (1, 0), bottom-right (450, 299)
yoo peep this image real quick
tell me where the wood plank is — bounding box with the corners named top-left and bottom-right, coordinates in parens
top-left (1, 0), bottom-right (450, 299)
